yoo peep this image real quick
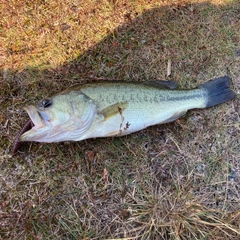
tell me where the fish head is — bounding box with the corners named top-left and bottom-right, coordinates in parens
top-left (20, 91), bottom-right (97, 142)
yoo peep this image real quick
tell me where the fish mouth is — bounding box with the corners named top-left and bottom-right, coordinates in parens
top-left (19, 105), bottom-right (50, 141)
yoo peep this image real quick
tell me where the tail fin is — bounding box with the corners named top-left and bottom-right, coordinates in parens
top-left (200, 76), bottom-right (236, 108)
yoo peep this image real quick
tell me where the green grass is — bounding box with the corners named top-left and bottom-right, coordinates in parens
top-left (1, 0), bottom-right (240, 239)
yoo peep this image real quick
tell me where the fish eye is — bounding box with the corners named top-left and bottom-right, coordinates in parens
top-left (42, 99), bottom-right (53, 108)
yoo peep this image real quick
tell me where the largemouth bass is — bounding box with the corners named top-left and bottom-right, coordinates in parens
top-left (19, 76), bottom-right (236, 143)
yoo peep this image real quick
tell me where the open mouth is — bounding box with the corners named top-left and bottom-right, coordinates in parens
top-left (23, 105), bottom-right (46, 129)
top-left (12, 106), bottom-right (51, 154)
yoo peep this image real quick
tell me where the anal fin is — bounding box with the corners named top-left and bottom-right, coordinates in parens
top-left (161, 110), bottom-right (187, 124)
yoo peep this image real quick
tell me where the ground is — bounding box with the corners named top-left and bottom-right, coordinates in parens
top-left (0, 0), bottom-right (240, 239)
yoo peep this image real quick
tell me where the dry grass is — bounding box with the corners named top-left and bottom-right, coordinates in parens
top-left (0, 0), bottom-right (240, 239)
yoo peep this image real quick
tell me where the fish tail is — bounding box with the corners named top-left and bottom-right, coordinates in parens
top-left (200, 76), bottom-right (236, 108)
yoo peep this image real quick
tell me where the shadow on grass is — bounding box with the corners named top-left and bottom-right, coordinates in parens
top-left (2, 0), bottom-right (239, 145)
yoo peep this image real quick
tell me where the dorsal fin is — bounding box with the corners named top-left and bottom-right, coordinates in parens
top-left (143, 80), bottom-right (178, 89)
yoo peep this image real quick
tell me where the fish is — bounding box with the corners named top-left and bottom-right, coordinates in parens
top-left (18, 76), bottom-right (236, 144)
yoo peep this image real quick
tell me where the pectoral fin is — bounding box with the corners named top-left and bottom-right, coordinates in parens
top-left (100, 102), bottom-right (128, 121)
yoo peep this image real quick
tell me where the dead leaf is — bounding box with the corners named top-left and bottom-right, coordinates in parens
top-left (103, 167), bottom-right (109, 183)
